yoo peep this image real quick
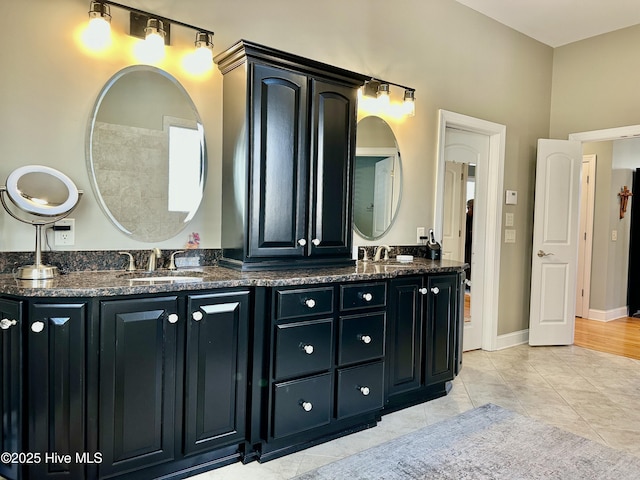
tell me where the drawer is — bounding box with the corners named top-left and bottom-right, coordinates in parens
top-left (338, 312), bottom-right (385, 366)
top-left (274, 318), bottom-right (333, 380)
top-left (336, 361), bottom-right (384, 419)
top-left (275, 287), bottom-right (334, 320)
top-left (340, 282), bottom-right (386, 311)
top-left (272, 373), bottom-right (332, 439)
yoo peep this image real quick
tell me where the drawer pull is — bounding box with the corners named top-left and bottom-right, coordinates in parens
top-left (359, 386), bottom-right (371, 396)
top-left (431, 286), bottom-right (440, 295)
top-left (359, 334), bottom-right (372, 344)
top-left (167, 313), bottom-right (179, 324)
top-left (301, 401), bottom-right (313, 412)
top-left (360, 292), bottom-right (373, 302)
top-left (192, 311), bottom-right (203, 321)
top-left (0, 318), bottom-right (17, 330)
top-left (304, 298), bottom-right (316, 308)
top-left (31, 321), bottom-right (45, 333)
top-left (300, 344), bottom-right (314, 355)
top-left (419, 287), bottom-right (428, 295)
top-left (298, 238), bottom-right (307, 246)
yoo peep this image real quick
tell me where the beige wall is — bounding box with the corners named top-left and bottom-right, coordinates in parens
top-left (0, 0), bottom-right (555, 335)
top-left (550, 24), bottom-right (640, 139)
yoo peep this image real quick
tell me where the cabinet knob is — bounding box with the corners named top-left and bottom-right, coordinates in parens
top-left (301, 344), bottom-right (314, 355)
top-left (312, 238), bottom-right (321, 246)
top-left (298, 238), bottom-right (307, 247)
top-left (419, 287), bottom-right (428, 295)
top-left (31, 321), bottom-right (45, 333)
top-left (192, 311), bottom-right (203, 321)
top-left (304, 298), bottom-right (316, 308)
top-left (359, 386), bottom-right (370, 396)
top-left (0, 318), bottom-right (17, 330)
top-left (431, 286), bottom-right (440, 295)
top-left (359, 334), bottom-right (372, 344)
top-left (301, 401), bottom-right (313, 412)
top-left (167, 313), bottom-right (179, 324)
top-left (360, 292), bottom-right (373, 302)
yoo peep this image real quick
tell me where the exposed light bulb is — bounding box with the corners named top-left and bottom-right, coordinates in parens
top-left (142, 18), bottom-right (166, 62)
top-left (83, 1), bottom-right (111, 51)
top-left (403, 90), bottom-right (416, 117)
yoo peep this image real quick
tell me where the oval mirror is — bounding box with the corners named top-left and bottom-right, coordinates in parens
top-left (87, 65), bottom-right (206, 242)
top-left (353, 116), bottom-right (402, 240)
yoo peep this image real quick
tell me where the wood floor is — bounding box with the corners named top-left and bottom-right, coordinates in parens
top-left (574, 316), bottom-right (640, 360)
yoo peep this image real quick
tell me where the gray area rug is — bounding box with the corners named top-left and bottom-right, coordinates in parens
top-left (294, 403), bottom-right (640, 479)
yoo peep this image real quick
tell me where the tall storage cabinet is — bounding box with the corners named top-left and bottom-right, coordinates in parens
top-left (215, 41), bottom-right (368, 270)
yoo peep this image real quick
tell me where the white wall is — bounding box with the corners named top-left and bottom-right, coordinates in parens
top-left (0, 0), bottom-right (554, 335)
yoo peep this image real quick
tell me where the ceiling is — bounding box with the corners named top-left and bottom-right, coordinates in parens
top-left (454, 0), bottom-right (640, 47)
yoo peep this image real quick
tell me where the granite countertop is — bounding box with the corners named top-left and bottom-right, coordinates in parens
top-left (0, 258), bottom-right (467, 298)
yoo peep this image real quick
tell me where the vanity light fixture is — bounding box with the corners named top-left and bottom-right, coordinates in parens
top-left (377, 83), bottom-right (391, 106)
top-left (83, 1), bottom-right (215, 68)
top-left (143, 18), bottom-right (167, 60)
top-left (194, 32), bottom-right (214, 64)
top-left (403, 89), bottom-right (416, 117)
top-left (84, 1), bottom-right (112, 50)
top-left (359, 79), bottom-right (416, 117)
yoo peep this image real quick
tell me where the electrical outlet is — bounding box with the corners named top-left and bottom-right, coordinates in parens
top-left (54, 218), bottom-right (75, 246)
top-left (417, 227), bottom-right (425, 244)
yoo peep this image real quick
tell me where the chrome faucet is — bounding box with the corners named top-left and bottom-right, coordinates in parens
top-left (147, 248), bottom-right (161, 271)
top-left (373, 245), bottom-right (392, 262)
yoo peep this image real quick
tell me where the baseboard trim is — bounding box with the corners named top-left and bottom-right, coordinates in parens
top-left (494, 329), bottom-right (529, 350)
top-left (586, 307), bottom-right (628, 322)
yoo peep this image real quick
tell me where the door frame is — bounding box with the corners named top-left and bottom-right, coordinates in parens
top-left (568, 124), bottom-right (640, 320)
top-left (435, 110), bottom-right (506, 351)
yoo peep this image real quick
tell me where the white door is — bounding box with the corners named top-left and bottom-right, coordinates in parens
top-left (575, 154), bottom-right (596, 318)
top-left (444, 127), bottom-right (489, 351)
top-left (372, 156), bottom-right (394, 237)
top-left (529, 139), bottom-right (582, 346)
top-left (442, 161), bottom-right (466, 260)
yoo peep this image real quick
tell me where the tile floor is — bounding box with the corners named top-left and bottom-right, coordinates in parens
top-left (191, 344), bottom-right (640, 479)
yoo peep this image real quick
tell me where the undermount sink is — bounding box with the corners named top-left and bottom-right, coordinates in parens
top-left (127, 276), bottom-right (204, 283)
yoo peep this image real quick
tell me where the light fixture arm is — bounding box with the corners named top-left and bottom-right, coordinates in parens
top-left (97, 0), bottom-right (214, 36)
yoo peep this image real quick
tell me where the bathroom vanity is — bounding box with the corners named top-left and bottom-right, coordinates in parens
top-left (0, 259), bottom-right (464, 480)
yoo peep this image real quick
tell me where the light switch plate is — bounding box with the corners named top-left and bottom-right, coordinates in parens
top-left (505, 213), bottom-right (514, 227)
top-left (505, 190), bottom-right (518, 205)
top-left (504, 229), bottom-right (516, 243)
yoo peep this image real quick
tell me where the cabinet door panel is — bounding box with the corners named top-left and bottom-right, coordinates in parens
top-left (386, 277), bottom-right (422, 398)
top-left (250, 64), bottom-right (309, 258)
top-left (0, 299), bottom-right (21, 480)
top-left (424, 275), bottom-right (457, 386)
top-left (309, 79), bottom-right (357, 257)
top-left (28, 302), bottom-right (87, 480)
top-left (99, 297), bottom-right (178, 477)
top-left (184, 291), bottom-right (249, 456)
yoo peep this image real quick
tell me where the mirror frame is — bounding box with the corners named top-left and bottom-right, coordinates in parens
top-left (86, 65), bottom-right (207, 241)
top-left (353, 116), bottom-right (403, 241)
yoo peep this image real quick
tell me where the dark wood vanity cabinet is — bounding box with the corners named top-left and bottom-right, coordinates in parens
top-left (0, 299), bottom-right (22, 480)
top-left (386, 273), bottom-right (461, 410)
top-left (215, 41), bottom-right (367, 270)
top-left (0, 289), bottom-right (250, 480)
top-left (97, 290), bottom-right (250, 479)
top-left (258, 282), bottom-right (386, 460)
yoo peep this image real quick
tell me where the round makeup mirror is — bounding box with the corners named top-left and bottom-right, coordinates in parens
top-left (87, 65), bottom-right (206, 242)
top-left (0, 165), bottom-right (82, 279)
top-left (353, 116), bottom-right (403, 240)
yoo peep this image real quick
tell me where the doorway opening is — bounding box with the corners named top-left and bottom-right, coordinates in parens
top-left (436, 110), bottom-right (506, 351)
